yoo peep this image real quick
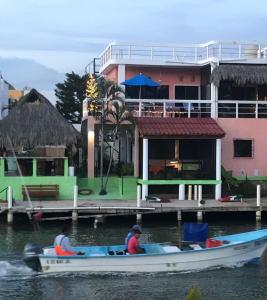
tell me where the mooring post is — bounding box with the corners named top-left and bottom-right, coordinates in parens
top-left (256, 184), bottom-right (261, 222)
top-left (188, 185), bottom-right (192, 200)
top-left (136, 185), bottom-right (142, 222)
top-left (197, 185), bottom-right (203, 222)
top-left (194, 185), bottom-right (198, 201)
top-left (72, 185), bottom-right (78, 222)
top-left (7, 186), bottom-right (13, 224)
top-left (177, 210), bottom-right (182, 222)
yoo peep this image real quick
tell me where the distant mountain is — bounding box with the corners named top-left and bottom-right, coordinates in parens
top-left (0, 57), bottom-right (65, 90)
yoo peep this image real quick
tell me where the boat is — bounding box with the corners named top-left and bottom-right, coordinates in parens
top-left (23, 229), bottom-right (267, 273)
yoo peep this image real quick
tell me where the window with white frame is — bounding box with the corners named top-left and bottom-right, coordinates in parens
top-left (233, 139), bottom-right (253, 158)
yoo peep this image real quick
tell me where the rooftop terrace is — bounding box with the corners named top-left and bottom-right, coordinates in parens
top-left (100, 40), bottom-right (267, 72)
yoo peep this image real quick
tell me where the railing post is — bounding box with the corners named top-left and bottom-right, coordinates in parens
top-left (0, 158), bottom-right (4, 177)
top-left (194, 185), bottom-right (198, 200)
top-left (236, 102), bottom-right (238, 118)
top-left (219, 43), bottom-right (222, 60)
top-left (194, 47), bottom-right (198, 62)
top-left (198, 185), bottom-right (203, 207)
top-left (64, 158), bottom-right (68, 177)
top-left (188, 103), bottom-right (191, 118)
top-left (32, 159), bottom-right (37, 177)
top-left (256, 103), bottom-right (258, 118)
top-left (139, 101), bottom-right (142, 117)
top-left (238, 44), bottom-right (242, 58)
top-left (188, 185), bottom-right (192, 200)
top-left (163, 102), bottom-right (166, 117)
top-left (178, 184), bottom-right (185, 200)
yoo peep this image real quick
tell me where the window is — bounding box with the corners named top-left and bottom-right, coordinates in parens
top-left (234, 139), bottom-right (253, 158)
top-left (175, 86), bottom-right (199, 100)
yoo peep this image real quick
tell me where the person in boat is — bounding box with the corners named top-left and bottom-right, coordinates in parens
top-left (54, 226), bottom-right (76, 256)
top-left (125, 224), bottom-right (142, 251)
top-left (128, 227), bottom-right (145, 254)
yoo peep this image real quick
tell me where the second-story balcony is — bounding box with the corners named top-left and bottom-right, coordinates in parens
top-left (83, 98), bottom-right (267, 120)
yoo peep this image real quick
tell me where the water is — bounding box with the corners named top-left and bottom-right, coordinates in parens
top-left (1, 219), bottom-right (267, 300)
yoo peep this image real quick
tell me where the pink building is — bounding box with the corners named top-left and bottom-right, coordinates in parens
top-left (84, 41), bottom-right (267, 199)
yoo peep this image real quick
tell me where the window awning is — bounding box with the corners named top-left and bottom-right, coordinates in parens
top-left (136, 117), bottom-right (225, 139)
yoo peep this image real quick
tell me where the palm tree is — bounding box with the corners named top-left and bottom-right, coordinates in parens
top-left (97, 79), bottom-right (125, 195)
top-left (101, 99), bottom-right (135, 193)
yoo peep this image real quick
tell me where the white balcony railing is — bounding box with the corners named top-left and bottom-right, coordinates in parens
top-left (82, 99), bottom-right (267, 120)
top-left (100, 41), bottom-right (267, 68)
top-left (125, 99), bottom-right (211, 118)
top-left (218, 100), bottom-right (267, 118)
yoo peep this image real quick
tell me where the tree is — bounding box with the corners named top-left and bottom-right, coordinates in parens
top-left (86, 74), bottom-right (99, 116)
top-left (55, 72), bottom-right (87, 123)
top-left (221, 166), bottom-right (238, 194)
top-left (102, 99), bottom-right (135, 193)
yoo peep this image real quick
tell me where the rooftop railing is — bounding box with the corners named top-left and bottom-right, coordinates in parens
top-left (100, 41), bottom-right (267, 68)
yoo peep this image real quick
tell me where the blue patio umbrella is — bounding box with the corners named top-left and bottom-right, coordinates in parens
top-left (121, 73), bottom-right (160, 98)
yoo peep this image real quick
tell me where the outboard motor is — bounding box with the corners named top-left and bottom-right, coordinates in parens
top-left (23, 243), bottom-right (43, 272)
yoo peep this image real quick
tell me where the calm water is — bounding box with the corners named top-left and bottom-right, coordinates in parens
top-left (1, 218), bottom-right (267, 300)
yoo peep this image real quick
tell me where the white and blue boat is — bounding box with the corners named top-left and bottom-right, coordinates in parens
top-left (23, 227), bottom-right (267, 273)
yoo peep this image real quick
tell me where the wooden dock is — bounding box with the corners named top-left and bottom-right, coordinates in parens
top-left (1, 197), bottom-right (267, 224)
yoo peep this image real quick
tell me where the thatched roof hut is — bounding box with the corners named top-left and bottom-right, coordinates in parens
top-left (0, 89), bottom-right (80, 148)
top-left (211, 64), bottom-right (267, 87)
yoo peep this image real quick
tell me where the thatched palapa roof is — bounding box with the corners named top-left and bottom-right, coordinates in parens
top-left (211, 64), bottom-right (267, 87)
top-left (0, 89), bottom-right (80, 148)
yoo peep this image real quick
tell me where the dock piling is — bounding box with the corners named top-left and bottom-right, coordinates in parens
top-left (256, 184), bottom-right (261, 222)
top-left (7, 186), bottom-right (13, 224)
top-left (197, 185), bottom-right (203, 222)
top-left (177, 210), bottom-right (182, 221)
top-left (136, 185), bottom-right (142, 222)
top-left (72, 185), bottom-right (78, 222)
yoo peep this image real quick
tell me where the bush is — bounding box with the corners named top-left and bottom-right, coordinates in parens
top-left (185, 286), bottom-right (203, 300)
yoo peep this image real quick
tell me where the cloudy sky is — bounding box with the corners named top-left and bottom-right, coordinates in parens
top-left (0, 0), bottom-right (266, 88)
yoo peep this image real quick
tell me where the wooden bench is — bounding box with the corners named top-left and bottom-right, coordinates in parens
top-left (22, 185), bottom-right (59, 200)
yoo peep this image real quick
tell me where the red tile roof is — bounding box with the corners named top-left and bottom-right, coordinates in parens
top-left (136, 117), bottom-right (225, 138)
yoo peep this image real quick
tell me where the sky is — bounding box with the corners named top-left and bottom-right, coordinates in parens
top-left (0, 0), bottom-right (267, 87)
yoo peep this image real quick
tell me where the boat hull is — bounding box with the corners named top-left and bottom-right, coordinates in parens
top-left (39, 235), bottom-right (267, 273)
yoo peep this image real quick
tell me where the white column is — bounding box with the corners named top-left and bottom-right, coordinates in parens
top-left (215, 139), bottom-right (222, 200)
top-left (178, 184), bottom-right (185, 200)
top-left (210, 62), bottom-right (218, 119)
top-left (142, 138), bottom-right (148, 200)
top-left (118, 64), bottom-right (126, 90)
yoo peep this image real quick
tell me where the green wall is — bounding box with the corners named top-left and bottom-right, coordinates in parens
top-left (0, 158), bottom-right (76, 201)
top-left (78, 176), bottom-right (137, 200)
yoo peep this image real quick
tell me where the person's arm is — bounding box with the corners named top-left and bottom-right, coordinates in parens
top-left (61, 236), bottom-right (75, 252)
